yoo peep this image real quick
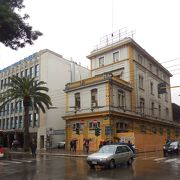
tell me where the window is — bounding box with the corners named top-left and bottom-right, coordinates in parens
top-left (4, 78), bottom-right (7, 87)
top-left (29, 114), bottom-right (33, 127)
top-left (158, 85), bottom-right (161, 98)
top-left (25, 69), bottom-right (29, 77)
top-left (89, 121), bottom-right (100, 129)
top-left (19, 116), bottom-right (23, 128)
top-left (152, 127), bottom-right (157, 134)
top-left (156, 68), bottom-right (159, 76)
top-left (118, 90), bottom-right (125, 108)
top-left (2, 119), bottom-right (5, 129)
top-left (149, 63), bottom-right (152, 71)
top-left (116, 122), bottom-right (128, 133)
top-left (1, 79), bottom-right (3, 90)
top-left (140, 125), bottom-right (146, 133)
top-left (159, 127), bottom-right (163, 135)
top-left (15, 102), bottom-right (18, 113)
top-left (99, 57), bottom-right (104, 67)
top-left (6, 104), bottom-right (9, 115)
top-left (10, 117), bottom-right (13, 129)
top-left (165, 93), bottom-right (168, 102)
top-left (150, 82), bottom-right (154, 95)
top-left (10, 103), bottom-right (14, 114)
top-left (73, 122), bottom-right (81, 130)
top-left (139, 75), bottom-right (144, 89)
top-left (15, 117), bottom-right (18, 128)
top-left (91, 89), bottom-right (98, 107)
top-left (20, 71), bottom-right (24, 77)
top-left (140, 98), bottom-right (145, 114)
top-left (166, 108), bottom-right (169, 120)
top-left (35, 64), bottom-right (39, 77)
top-left (6, 118), bottom-right (9, 129)
top-left (113, 51), bottom-right (119, 62)
top-left (75, 93), bottom-right (81, 109)
top-left (30, 67), bottom-right (33, 78)
top-left (19, 101), bottom-right (23, 112)
top-left (158, 105), bottom-right (161, 118)
top-left (34, 113), bottom-right (38, 127)
top-left (151, 102), bottom-right (155, 116)
top-left (138, 54), bottom-right (143, 64)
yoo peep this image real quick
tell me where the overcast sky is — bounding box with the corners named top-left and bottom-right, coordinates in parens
top-left (1, 0), bottom-right (180, 104)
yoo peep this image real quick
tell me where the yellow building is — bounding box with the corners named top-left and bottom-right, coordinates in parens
top-left (63, 31), bottom-right (180, 152)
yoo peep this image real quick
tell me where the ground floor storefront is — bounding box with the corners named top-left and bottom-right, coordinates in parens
top-left (0, 130), bottom-right (37, 148)
top-left (64, 111), bottom-right (180, 152)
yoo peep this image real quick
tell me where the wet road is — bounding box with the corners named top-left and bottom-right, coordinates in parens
top-left (0, 152), bottom-right (180, 180)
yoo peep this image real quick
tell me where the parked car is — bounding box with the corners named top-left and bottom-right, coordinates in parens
top-left (87, 144), bottom-right (134, 169)
top-left (163, 141), bottom-right (180, 156)
top-left (0, 145), bottom-right (5, 158)
top-left (57, 141), bottom-right (66, 149)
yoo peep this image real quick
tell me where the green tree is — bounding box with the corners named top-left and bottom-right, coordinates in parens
top-left (0, 0), bottom-right (42, 50)
top-left (0, 76), bottom-right (52, 151)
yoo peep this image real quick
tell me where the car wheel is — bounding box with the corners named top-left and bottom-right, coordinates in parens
top-left (127, 158), bottom-right (133, 165)
top-left (89, 164), bottom-right (95, 169)
top-left (109, 160), bottom-right (116, 169)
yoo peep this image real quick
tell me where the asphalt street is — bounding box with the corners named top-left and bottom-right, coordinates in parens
top-left (0, 152), bottom-right (180, 180)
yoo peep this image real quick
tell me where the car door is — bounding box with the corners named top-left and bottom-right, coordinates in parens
top-left (115, 146), bottom-right (127, 164)
top-left (122, 146), bottom-right (132, 161)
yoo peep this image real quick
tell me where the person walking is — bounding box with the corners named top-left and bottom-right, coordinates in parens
top-left (30, 139), bottom-right (37, 158)
top-left (73, 140), bottom-right (77, 152)
top-left (85, 140), bottom-right (89, 154)
top-left (70, 140), bottom-right (73, 151)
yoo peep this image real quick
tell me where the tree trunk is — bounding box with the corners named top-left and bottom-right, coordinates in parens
top-left (23, 98), bottom-right (30, 152)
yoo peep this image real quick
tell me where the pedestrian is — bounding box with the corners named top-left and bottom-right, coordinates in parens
top-left (99, 141), bottom-right (103, 149)
top-left (70, 140), bottom-right (73, 151)
top-left (127, 140), bottom-right (135, 153)
top-left (30, 139), bottom-right (37, 158)
top-left (85, 140), bottom-right (89, 154)
top-left (73, 140), bottom-right (77, 152)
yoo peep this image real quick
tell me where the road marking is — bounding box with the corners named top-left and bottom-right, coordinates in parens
top-left (2, 160), bottom-right (22, 164)
top-left (164, 158), bottom-right (178, 163)
top-left (0, 162), bottom-right (9, 166)
top-left (141, 156), bottom-right (156, 160)
top-left (154, 157), bottom-right (167, 161)
top-left (11, 159), bottom-right (33, 163)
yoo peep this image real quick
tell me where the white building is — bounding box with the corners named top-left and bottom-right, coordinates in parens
top-left (64, 31), bottom-right (179, 152)
top-left (0, 49), bottom-right (90, 149)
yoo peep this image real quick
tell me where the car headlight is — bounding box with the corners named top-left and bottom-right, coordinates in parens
top-left (163, 146), bottom-right (166, 150)
top-left (99, 158), bottom-right (108, 161)
top-left (174, 147), bottom-right (177, 150)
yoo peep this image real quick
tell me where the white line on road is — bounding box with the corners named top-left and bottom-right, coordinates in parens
top-left (11, 159), bottom-right (33, 163)
top-left (154, 157), bottom-right (167, 161)
top-left (2, 160), bottom-right (22, 164)
top-left (164, 158), bottom-right (178, 163)
top-left (0, 162), bottom-right (9, 166)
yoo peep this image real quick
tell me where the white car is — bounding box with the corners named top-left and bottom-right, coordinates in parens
top-left (87, 144), bottom-right (134, 169)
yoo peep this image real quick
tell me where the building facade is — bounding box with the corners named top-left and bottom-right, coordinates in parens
top-left (0, 49), bottom-right (90, 149)
top-left (64, 34), bottom-right (180, 152)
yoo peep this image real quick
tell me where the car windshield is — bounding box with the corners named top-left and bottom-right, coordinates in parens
top-left (98, 145), bottom-right (116, 154)
top-left (170, 142), bottom-right (178, 146)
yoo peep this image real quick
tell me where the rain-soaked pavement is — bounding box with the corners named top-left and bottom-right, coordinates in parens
top-left (0, 151), bottom-right (180, 180)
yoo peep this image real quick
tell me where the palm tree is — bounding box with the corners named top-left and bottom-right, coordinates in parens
top-left (0, 76), bottom-right (52, 151)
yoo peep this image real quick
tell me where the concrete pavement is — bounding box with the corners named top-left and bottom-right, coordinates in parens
top-left (5, 148), bottom-right (89, 158)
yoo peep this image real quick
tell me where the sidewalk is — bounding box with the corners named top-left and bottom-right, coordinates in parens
top-left (7, 148), bottom-right (90, 158)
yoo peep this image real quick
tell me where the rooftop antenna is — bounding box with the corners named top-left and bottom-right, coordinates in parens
top-left (111, 0), bottom-right (114, 37)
